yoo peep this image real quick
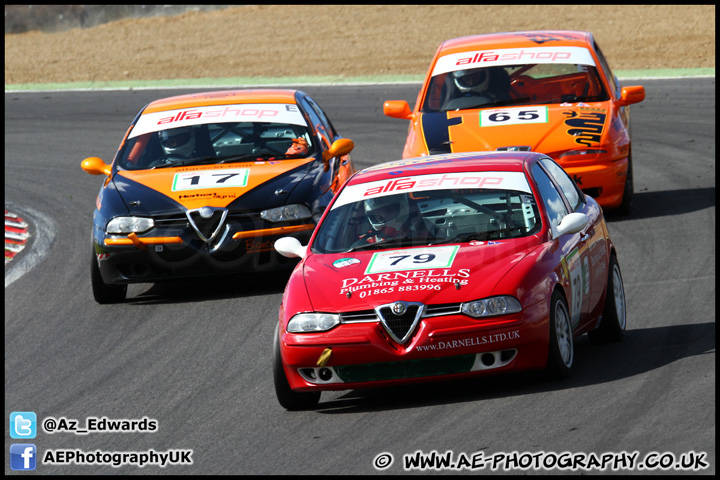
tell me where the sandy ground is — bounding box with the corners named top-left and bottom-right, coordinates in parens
top-left (4, 5), bottom-right (715, 86)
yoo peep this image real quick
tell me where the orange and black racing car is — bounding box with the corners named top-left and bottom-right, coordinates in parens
top-left (82, 89), bottom-right (355, 303)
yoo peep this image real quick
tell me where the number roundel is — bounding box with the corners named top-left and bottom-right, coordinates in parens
top-left (172, 169), bottom-right (249, 191)
top-left (365, 246), bottom-right (459, 274)
top-left (480, 107), bottom-right (548, 127)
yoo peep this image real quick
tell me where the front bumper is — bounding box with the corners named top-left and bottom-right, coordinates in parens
top-left (94, 222), bottom-right (313, 284)
top-left (560, 157), bottom-right (628, 209)
top-left (279, 300), bottom-right (550, 392)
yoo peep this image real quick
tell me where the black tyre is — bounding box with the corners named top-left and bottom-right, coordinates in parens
top-left (616, 155), bottom-right (633, 216)
top-left (273, 324), bottom-right (321, 411)
top-left (91, 248), bottom-right (126, 304)
top-left (588, 253), bottom-right (626, 343)
top-left (546, 290), bottom-right (574, 379)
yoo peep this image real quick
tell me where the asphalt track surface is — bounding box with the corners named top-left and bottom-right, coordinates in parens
top-left (4, 78), bottom-right (715, 475)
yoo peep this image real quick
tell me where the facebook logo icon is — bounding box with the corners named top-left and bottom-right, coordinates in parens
top-left (10, 444), bottom-right (37, 471)
top-left (10, 411), bottom-right (37, 439)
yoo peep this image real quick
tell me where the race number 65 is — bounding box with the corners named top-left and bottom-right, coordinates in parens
top-left (480, 107), bottom-right (548, 127)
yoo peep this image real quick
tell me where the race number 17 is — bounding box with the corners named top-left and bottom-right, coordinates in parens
top-left (172, 168), bottom-right (249, 191)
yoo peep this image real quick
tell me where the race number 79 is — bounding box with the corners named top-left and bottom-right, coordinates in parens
top-left (365, 246), bottom-right (459, 274)
top-left (387, 253), bottom-right (436, 266)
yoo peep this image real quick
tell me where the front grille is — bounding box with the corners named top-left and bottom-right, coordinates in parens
top-left (187, 208), bottom-right (226, 242)
top-left (424, 303), bottom-right (462, 316)
top-left (341, 305), bottom-right (460, 322)
top-left (340, 310), bottom-right (378, 322)
top-left (152, 211), bottom-right (277, 237)
top-left (334, 353), bottom-right (476, 383)
top-left (152, 213), bottom-right (189, 228)
top-left (340, 303), bottom-right (466, 343)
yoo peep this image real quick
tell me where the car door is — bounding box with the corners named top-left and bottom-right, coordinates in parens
top-left (531, 160), bottom-right (594, 332)
top-left (540, 158), bottom-right (608, 324)
top-left (540, 158), bottom-right (609, 321)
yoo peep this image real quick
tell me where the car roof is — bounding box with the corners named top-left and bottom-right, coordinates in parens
top-left (142, 89), bottom-right (300, 114)
top-left (435, 30), bottom-right (592, 56)
top-left (349, 151), bottom-right (537, 185)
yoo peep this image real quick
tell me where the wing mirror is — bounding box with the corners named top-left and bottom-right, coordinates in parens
top-left (383, 100), bottom-right (413, 120)
top-left (81, 157), bottom-right (112, 177)
top-left (617, 85), bottom-right (645, 107)
top-left (274, 237), bottom-right (307, 259)
top-left (322, 138), bottom-right (354, 162)
top-left (556, 212), bottom-right (589, 236)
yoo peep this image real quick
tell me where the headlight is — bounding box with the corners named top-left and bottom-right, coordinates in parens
top-left (106, 216), bottom-right (154, 234)
top-left (261, 204), bottom-right (312, 223)
top-left (461, 296), bottom-right (522, 318)
top-left (287, 313), bottom-right (341, 333)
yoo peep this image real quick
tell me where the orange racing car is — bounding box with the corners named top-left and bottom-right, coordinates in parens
top-left (383, 30), bottom-right (645, 214)
top-left (82, 89), bottom-right (355, 303)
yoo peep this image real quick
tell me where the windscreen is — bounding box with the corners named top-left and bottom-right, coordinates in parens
top-left (312, 172), bottom-right (542, 254)
top-left (116, 103), bottom-right (315, 170)
top-left (422, 46), bottom-right (609, 112)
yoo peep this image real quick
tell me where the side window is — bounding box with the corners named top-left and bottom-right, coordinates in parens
top-left (422, 73), bottom-right (448, 112)
top-left (308, 97), bottom-right (338, 137)
top-left (303, 96), bottom-right (337, 148)
top-left (298, 97), bottom-right (327, 149)
top-left (540, 158), bottom-right (584, 211)
top-left (593, 41), bottom-right (618, 97)
top-left (531, 163), bottom-right (569, 232)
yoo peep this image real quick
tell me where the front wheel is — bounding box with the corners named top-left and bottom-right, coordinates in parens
top-left (91, 248), bottom-right (126, 304)
top-left (588, 253), bottom-right (626, 343)
top-left (273, 323), bottom-right (320, 411)
top-left (546, 290), bottom-right (574, 379)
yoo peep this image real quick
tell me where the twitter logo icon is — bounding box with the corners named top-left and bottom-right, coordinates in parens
top-left (10, 412), bottom-right (37, 439)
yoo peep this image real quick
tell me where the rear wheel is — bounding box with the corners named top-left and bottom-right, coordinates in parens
top-left (589, 253), bottom-right (626, 343)
top-left (273, 324), bottom-right (321, 411)
top-left (91, 248), bottom-right (126, 304)
top-left (546, 290), bottom-right (574, 379)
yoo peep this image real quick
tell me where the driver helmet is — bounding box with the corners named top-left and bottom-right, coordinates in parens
top-left (452, 67), bottom-right (491, 95)
top-left (364, 195), bottom-right (409, 232)
top-left (159, 127), bottom-right (196, 157)
top-left (285, 137), bottom-right (309, 156)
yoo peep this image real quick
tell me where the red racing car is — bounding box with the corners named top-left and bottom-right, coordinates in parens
top-left (272, 151), bottom-right (626, 410)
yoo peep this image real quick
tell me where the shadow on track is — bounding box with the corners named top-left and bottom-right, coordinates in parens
top-left (122, 269), bottom-right (293, 305)
top-left (606, 186), bottom-right (715, 222)
top-left (309, 322), bottom-right (715, 414)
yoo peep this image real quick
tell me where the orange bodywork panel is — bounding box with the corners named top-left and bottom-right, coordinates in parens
top-left (232, 224), bottom-right (315, 240)
top-left (105, 234), bottom-right (183, 248)
top-left (117, 158), bottom-right (315, 210)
